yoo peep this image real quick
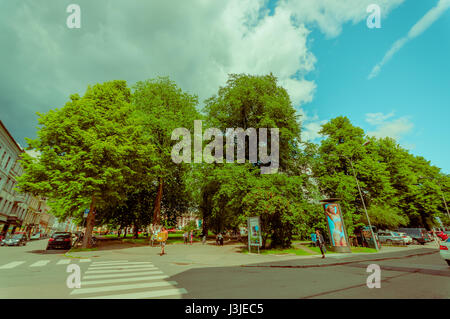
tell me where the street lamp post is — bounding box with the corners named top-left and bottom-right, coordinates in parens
top-left (346, 156), bottom-right (379, 251)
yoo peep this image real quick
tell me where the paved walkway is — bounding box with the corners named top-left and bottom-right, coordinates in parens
top-left (67, 240), bottom-right (440, 269)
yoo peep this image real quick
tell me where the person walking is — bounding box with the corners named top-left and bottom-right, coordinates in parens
top-left (190, 230), bottom-right (194, 245)
top-left (159, 226), bottom-right (168, 256)
top-left (315, 230), bottom-right (327, 259)
top-left (183, 231), bottom-right (188, 245)
top-left (202, 231), bottom-right (207, 245)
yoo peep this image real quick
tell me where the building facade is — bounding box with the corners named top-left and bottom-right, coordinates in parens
top-left (0, 120), bottom-right (27, 235)
top-left (0, 120), bottom-right (54, 237)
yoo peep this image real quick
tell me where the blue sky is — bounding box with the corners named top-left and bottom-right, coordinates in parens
top-left (0, 0), bottom-right (449, 172)
top-left (301, 0), bottom-right (450, 172)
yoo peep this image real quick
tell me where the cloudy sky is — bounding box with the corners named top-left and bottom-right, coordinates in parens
top-left (1, 0), bottom-right (449, 173)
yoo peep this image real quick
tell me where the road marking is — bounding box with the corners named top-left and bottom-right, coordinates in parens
top-left (90, 262), bottom-right (151, 267)
top-left (57, 260), bottom-right (71, 265)
top-left (79, 259), bottom-right (91, 263)
top-left (82, 270), bottom-right (164, 279)
top-left (0, 261), bottom-right (25, 269)
top-left (85, 267), bottom-right (156, 274)
top-left (87, 264), bottom-right (154, 270)
top-left (70, 280), bottom-right (177, 295)
top-left (81, 275), bottom-right (169, 286)
top-left (30, 260), bottom-right (50, 267)
top-left (92, 261), bottom-right (129, 265)
top-left (82, 288), bottom-right (188, 299)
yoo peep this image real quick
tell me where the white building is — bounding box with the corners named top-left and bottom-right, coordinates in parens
top-left (0, 120), bottom-right (28, 235)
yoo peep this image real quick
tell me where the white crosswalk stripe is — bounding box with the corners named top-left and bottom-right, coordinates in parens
top-left (30, 260), bottom-right (51, 267)
top-left (85, 267), bottom-right (156, 274)
top-left (82, 288), bottom-right (188, 299)
top-left (0, 261), bottom-right (25, 269)
top-left (88, 264), bottom-right (155, 270)
top-left (81, 275), bottom-right (169, 286)
top-left (79, 259), bottom-right (91, 263)
top-left (82, 270), bottom-right (164, 280)
top-left (0, 258), bottom-right (92, 269)
top-left (70, 261), bottom-right (187, 299)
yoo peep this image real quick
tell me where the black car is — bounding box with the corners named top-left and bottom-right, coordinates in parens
top-left (46, 232), bottom-right (73, 250)
top-left (397, 228), bottom-right (429, 245)
top-left (2, 233), bottom-right (27, 246)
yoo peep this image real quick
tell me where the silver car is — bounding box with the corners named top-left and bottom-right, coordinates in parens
top-left (377, 231), bottom-right (406, 245)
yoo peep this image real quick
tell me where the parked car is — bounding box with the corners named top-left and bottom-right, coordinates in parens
top-left (2, 233), bottom-right (27, 246)
top-left (439, 238), bottom-right (450, 266)
top-left (397, 228), bottom-right (429, 245)
top-left (397, 232), bottom-right (413, 245)
top-left (46, 232), bottom-right (73, 250)
top-left (436, 231), bottom-right (449, 241)
top-left (30, 233), bottom-right (41, 240)
top-left (377, 231), bottom-right (406, 245)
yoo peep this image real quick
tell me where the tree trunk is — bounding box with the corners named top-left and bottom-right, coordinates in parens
top-left (123, 227), bottom-right (128, 238)
top-left (153, 177), bottom-right (164, 226)
top-left (82, 195), bottom-right (95, 248)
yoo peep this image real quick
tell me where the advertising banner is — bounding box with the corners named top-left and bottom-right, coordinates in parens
top-left (321, 200), bottom-right (351, 253)
top-left (247, 216), bottom-right (262, 253)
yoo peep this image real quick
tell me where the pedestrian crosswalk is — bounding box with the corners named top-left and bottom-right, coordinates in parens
top-left (70, 260), bottom-right (187, 299)
top-left (0, 258), bottom-right (91, 269)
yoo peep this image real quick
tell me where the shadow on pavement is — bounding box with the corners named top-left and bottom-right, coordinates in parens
top-left (25, 248), bottom-right (70, 255)
top-left (165, 246), bottom-right (443, 299)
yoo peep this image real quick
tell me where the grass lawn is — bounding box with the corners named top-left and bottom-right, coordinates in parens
top-left (242, 246), bottom-right (312, 255)
top-left (241, 244), bottom-right (378, 256)
top-left (69, 247), bottom-right (98, 252)
top-left (351, 247), bottom-right (377, 253)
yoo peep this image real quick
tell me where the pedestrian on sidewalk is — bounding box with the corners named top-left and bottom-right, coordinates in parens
top-left (190, 230), bottom-right (194, 245)
top-left (202, 232), bottom-right (207, 244)
top-left (183, 231), bottom-right (188, 245)
top-left (315, 230), bottom-right (327, 259)
top-left (158, 226), bottom-right (168, 256)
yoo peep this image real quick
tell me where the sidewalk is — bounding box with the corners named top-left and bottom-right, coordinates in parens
top-left (66, 240), bottom-right (439, 269)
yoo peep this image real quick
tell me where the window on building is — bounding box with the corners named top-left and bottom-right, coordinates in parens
top-left (5, 157), bottom-right (11, 170)
top-left (0, 151), bottom-right (5, 165)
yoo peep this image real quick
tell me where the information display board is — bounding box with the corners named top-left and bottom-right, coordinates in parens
top-left (247, 216), bottom-right (262, 254)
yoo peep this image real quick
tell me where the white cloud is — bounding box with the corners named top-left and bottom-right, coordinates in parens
top-left (365, 112), bottom-right (414, 141)
top-left (365, 112), bottom-right (395, 126)
top-left (369, 0), bottom-right (450, 79)
top-left (0, 0), bottom-right (405, 144)
top-left (280, 0), bottom-right (404, 38)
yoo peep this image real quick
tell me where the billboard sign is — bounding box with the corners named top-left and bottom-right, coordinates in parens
top-left (321, 199), bottom-right (351, 253)
top-left (247, 216), bottom-right (262, 253)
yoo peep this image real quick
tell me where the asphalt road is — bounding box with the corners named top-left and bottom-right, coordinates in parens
top-left (0, 239), bottom-right (448, 299)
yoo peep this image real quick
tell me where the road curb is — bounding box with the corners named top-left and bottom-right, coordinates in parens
top-left (240, 249), bottom-right (439, 269)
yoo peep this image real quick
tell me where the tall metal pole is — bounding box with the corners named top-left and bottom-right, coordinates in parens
top-left (440, 191), bottom-right (450, 220)
top-left (348, 157), bottom-right (379, 251)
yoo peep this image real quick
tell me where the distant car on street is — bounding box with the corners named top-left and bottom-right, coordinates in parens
top-left (397, 228), bottom-right (429, 245)
top-left (46, 232), bottom-right (73, 250)
top-left (30, 233), bottom-right (41, 240)
top-left (436, 231), bottom-right (449, 241)
top-left (2, 233), bottom-right (27, 246)
top-left (377, 231), bottom-right (406, 245)
top-left (439, 238), bottom-right (450, 266)
top-left (397, 232), bottom-right (413, 245)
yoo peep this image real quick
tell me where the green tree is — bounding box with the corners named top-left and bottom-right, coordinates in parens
top-left (17, 80), bottom-right (156, 247)
top-left (132, 77), bottom-right (200, 225)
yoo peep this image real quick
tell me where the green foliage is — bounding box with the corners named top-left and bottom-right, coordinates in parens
top-left (183, 220), bottom-right (197, 232)
top-left (17, 80), bottom-right (155, 220)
